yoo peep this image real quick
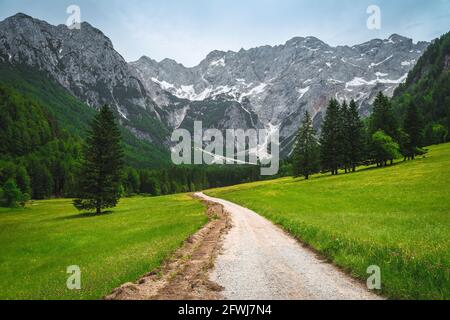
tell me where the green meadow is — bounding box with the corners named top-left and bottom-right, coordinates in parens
top-left (207, 143), bottom-right (450, 300)
top-left (0, 194), bottom-right (207, 300)
top-left (1, 144), bottom-right (449, 300)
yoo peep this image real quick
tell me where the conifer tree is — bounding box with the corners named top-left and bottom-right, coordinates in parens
top-left (73, 106), bottom-right (124, 214)
top-left (340, 101), bottom-right (351, 173)
top-left (403, 102), bottom-right (424, 160)
top-left (292, 111), bottom-right (320, 180)
top-left (370, 92), bottom-right (399, 140)
top-left (347, 100), bottom-right (366, 172)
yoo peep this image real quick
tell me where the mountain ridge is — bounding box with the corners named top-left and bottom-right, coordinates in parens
top-left (130, 30), bottom-right (428, 153)
top-left (135, 33), bottom-right (424, 68)
top-left (0, 12), bottom-right (430, 156)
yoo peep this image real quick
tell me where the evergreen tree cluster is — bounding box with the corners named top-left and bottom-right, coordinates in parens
top-left (292, 91), bottom-right (429, 179)
top-left (0, 86), bottom-right (82, 205)
top-left (122, 164), bottom-right (264, 197)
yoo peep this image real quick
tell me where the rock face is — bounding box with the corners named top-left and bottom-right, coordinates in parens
top-left (0, 13), bottom-right (429, 156)
top-left (131, 35), bottom-right (428, 153)
top-left (0, 13), bottom-right (168, 144)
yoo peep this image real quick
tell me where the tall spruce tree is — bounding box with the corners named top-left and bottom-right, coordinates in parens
top-left (73, 105), bottom-right (124, 214)
top-left (370, 92), bottom-right (399, 140)
top-left (403, 102), bottom-right (424, 160)
top-left (320, 99), bottom-right (342, 175)
top-left (340, 101), bottom-right (351, 173)
top-left (292, 111), bottom-right (320, 180)
top-left (347, 100), bottom-right (366, 172)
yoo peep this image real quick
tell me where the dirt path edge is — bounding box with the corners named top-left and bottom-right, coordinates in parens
top-left (104, 194), bottom-right (231, 300)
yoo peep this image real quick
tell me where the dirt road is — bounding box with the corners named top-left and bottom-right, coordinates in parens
top-left (196, 192), bottom-right (381, 300)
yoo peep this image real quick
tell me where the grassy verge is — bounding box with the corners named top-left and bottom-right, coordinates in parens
top-left (206, 143), bottom-right (450, 300)
top-left (0, 194), bottom-right (207, 299)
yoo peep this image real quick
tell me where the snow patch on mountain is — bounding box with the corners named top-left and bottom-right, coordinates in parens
top-left (210, 58), bottom-right (226, 68)
top-left (297, 86), bottom-right (310, 100)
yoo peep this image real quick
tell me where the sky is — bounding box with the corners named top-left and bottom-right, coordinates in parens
top-left (0, 0), bottom-right (449, 67)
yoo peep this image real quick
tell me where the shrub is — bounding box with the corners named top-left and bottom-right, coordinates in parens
top-left (1, 179), bottom-right (26, 208)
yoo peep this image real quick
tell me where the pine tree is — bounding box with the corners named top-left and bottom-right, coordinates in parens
top-left (15, 165), bottom-right (31, 196)
top-left (292, 111), bottom-right (320, 180)
top-left (73, 105), bottom-right (124, 214)
top-left (123, 167), bottom-right (140, 195)
top-left (370, 92), bottom-right (399, 140)
top-left (340, 101), bottom-right (351, 173)
top-left (403, 102), bottom-right (424, 160)
top-left (347, 100), bottom-right (366, 172)
top-left (320, 99), bottom-right (342, 175)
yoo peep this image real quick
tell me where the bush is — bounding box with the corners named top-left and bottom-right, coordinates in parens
top-left (371, 130), bottom-right (402, 166)
top-left (1, 179), bottom-right (27, 208)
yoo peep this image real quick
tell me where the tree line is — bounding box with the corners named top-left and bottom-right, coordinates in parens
top-left (292, 91), bottom-right (437, 180)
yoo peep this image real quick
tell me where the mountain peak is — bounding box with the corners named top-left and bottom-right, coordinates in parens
top-left (388, 34), bottom-right (410, 43)
top-left (285, 36), bottom-right (328, 49)
top-left (8, 12), bottom-right (33, 20)
top-left (137, 56), bottom-right (157, 64)
top-left (2, 12), bottom-right (42, 25)
top-left (205, 50), bottom-right (226, 61)
top-left (160, 58), bottom-right (182, 66)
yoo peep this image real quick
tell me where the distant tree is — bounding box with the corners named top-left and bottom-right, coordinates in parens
top-left (403, 102), bottom-right (424, 159)
top-left (447, 103), bottom-right (450, 141)
top-left (370, 92), bottom-right (399, 140)
top-left (123, 167), bottom-right (140, 195)
top-left (73, 106), bottom-right (124, 214)
top-left (340, 101), bottom-right (352, 173)
top-left (398, 129), bottom-right (412, 161)
top-left (15, 165), bottom-right (31, 195)
top-left (292, 111), bottom-right (320, 180)
top-left (1, 179), bottom-right (26, 208)
top-left (425, 123), bottom-right (448, 145)
top-left (371, 130), bottom-right (401, 167)
top-left (28, 159), bottom-right (53, 200)
top-left (320, 99), bottom-right (342, 175)
top-left (346, 100), bottom-right (366, 172)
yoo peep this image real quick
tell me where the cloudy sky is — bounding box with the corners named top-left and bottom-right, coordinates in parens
top-left (1, 0), bottom-right (449, 66)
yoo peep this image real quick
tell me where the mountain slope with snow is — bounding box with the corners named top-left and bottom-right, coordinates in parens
top-left (131, 34), bottom-right (428, 152)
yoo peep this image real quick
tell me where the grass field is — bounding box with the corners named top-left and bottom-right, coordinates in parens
top-left (206, 143), bottom-right (450, 300)
top-left (0, 194), bottom-right (207, 300)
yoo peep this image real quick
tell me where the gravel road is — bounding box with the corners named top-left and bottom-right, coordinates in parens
top-left (196, 192), bottom-right (382, 300)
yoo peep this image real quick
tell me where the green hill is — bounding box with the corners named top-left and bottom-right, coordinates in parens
top-left (393, 31), bottom-right (450, 145)
top-left (207, 143), bottom-right (450, 300)
top-left (0, 62), bottom-right (170, 169)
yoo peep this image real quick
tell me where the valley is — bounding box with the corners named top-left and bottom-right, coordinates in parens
top-left (0, 8), bottom-right (449, 302)
top-left (1, 144), bottom-right (448, 300)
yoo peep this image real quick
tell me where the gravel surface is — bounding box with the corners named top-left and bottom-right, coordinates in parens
top-left (196, 192), bottom-right (382, 300)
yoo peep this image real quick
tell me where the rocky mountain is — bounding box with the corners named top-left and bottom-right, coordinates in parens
top-left (0, 13), bottom-right (169, 146)
top-left (0, 13), bottom-right (429, 158)
top-left (131, 35), bottom-right (429, 153)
